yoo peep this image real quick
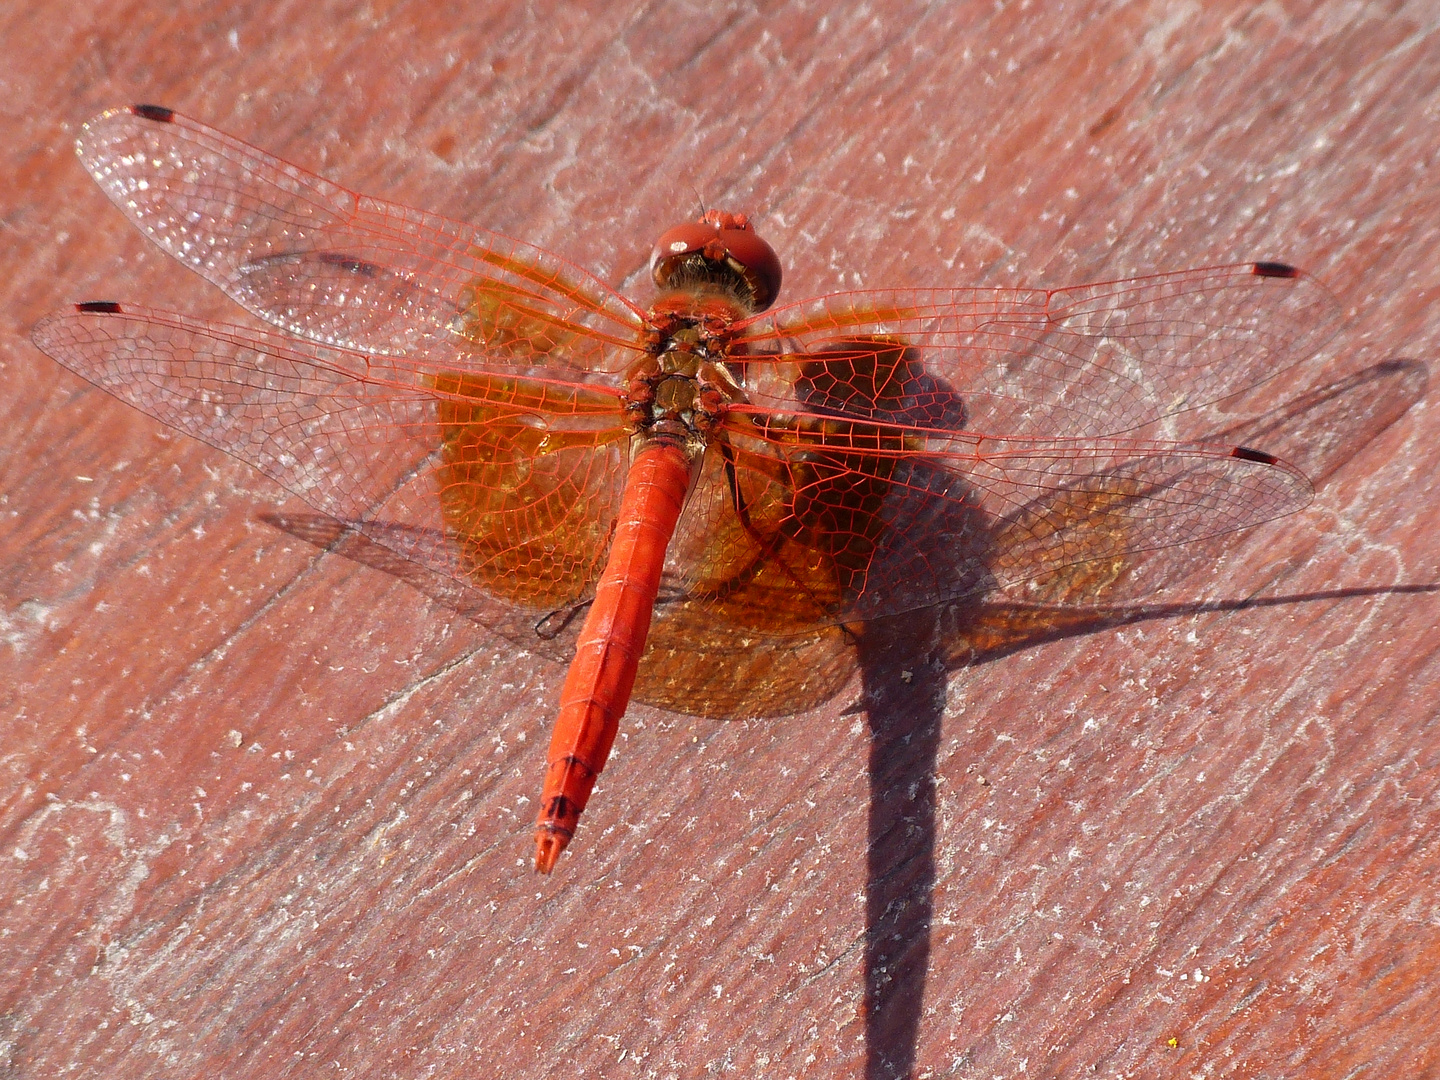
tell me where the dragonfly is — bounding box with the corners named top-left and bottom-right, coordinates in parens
top-left (32, 105), bottom-right (1341, 873)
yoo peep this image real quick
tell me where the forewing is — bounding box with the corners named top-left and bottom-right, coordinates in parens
top-left (733, 264), bottom-right (1342, 440)
top-left (77, 106), bottom-right (648, 373)
top-left (32, 304), bottom-right (631, 611)
top-left (645, 263), bottom-right (1332, 629)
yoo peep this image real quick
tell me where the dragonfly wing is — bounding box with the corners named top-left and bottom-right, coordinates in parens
top-left (33, 304), bottom-right (632, 612)
top-left (734, 264), bottom-right (1342, 440)
top-left (77, 106), bottom-right (648, 373)
top-left (651, 404), bottom-right (1311, 635)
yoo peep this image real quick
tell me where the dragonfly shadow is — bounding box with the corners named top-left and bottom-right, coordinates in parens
top-left (848, 356), bottom-right (1428, 1080)
top-left (852, 583), bottom-right (1437, 1080)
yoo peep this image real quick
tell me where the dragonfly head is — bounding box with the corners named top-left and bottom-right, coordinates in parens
top-left (650, 209), bottom-right (782, 313)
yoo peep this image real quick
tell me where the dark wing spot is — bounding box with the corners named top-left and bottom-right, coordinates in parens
top-left (1252, 261), bottom-right (1299, 279)
top-left (75, 301), bottom-right (124, 314)
top-left (131, 104), bottom-right (175, 123)
top-left (1231, 445), bottom-right (1279, 465)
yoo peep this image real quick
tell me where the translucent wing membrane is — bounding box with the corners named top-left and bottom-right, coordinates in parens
top-left (641, 265), bottom-right (1335, 630)
top-left (33, 304), bottom-right (632, 610)
top-left (33, 299), bottom-right (1313, 655)
top-left (736, 264), bottom-right (1341, 440)
top-left (656, 407), bottom-right (1311, 633)
top-left (78, 106), bottom-right (648, 373)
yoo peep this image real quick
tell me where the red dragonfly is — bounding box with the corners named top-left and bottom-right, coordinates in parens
top-left (33, 105), bottom-right (1340, 873)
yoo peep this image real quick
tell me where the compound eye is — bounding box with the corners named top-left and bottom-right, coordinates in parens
top-left (649, 211), bottom-right (783, 311)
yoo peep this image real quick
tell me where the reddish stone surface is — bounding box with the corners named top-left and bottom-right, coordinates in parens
top-left (2, 2), bottom-right (1438, 1078)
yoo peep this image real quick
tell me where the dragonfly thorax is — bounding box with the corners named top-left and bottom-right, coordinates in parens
top-left (625, 311), bottom-right (745, 451)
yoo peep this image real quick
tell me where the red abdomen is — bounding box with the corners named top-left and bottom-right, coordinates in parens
top-left (534, 439), bottom-right (694, 873)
